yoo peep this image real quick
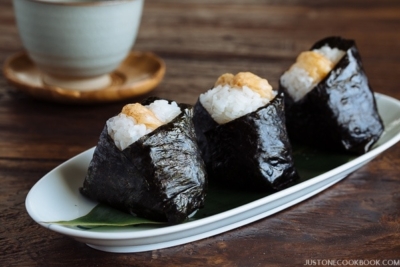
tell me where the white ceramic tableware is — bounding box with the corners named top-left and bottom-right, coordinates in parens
top-left (25, 94), bottom-right (400, 253)
top-left (12, 0), bottom-right (144, 91)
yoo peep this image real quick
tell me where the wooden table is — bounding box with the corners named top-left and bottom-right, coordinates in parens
top-left (1, 0), bottom-right (400, 266)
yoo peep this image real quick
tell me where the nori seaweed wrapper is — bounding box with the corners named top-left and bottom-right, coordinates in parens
top-left (80, 97), bottom-right (207, 225)
top-left (193, 92), bottom-right (299, 192)
top-left (280, 36), bottom-right (384, 154)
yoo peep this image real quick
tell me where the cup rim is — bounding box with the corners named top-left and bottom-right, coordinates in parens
top-left (16, 0), bottom-right (140, 7)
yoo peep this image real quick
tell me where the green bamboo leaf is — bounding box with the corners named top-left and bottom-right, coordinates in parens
top-left (50, 144), bottom-right (356, 228)
top-left (50, 204), bottom-right (166, 228)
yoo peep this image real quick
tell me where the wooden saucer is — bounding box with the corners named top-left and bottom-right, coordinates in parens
top-left (3, 51), bottom-right (166, 104)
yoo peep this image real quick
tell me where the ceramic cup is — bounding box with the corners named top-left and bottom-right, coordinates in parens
top-left (12, 0), bottom-right (144, 91)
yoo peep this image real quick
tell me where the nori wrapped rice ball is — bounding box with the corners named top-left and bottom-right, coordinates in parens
top-left (193, 73), bottom-right (299, 192)
top-left (280, 36), bottom-right (384, 154)
top-left (80, 97), bottom-right (207, 224)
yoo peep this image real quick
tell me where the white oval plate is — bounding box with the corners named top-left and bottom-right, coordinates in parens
top-left (25, 93), bottom-right (400, 253)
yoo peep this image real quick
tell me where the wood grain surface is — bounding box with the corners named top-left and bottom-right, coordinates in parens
top-left (1, 0), bottom-right (399, 266)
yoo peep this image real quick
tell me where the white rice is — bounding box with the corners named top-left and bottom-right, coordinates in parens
top-left (280, 66), bottom-right (314, 102)
top-left (314, 45), bottom-right (346, 65)
top-left (146, 100), bottom-right (181, 124)
top-left (107, 100), bottom-right (181, 150)
top-left (280, 45), bottom-right (346, 102)
top-left (200, 84), bottom-right (275, 124)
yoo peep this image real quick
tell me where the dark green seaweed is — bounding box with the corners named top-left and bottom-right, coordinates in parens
top-left (193, 92), bottom-right (299, 192)
top-left (80, 97), bottom-right (207, 225)
top-left (280, 36), bottom-right (384, 154)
